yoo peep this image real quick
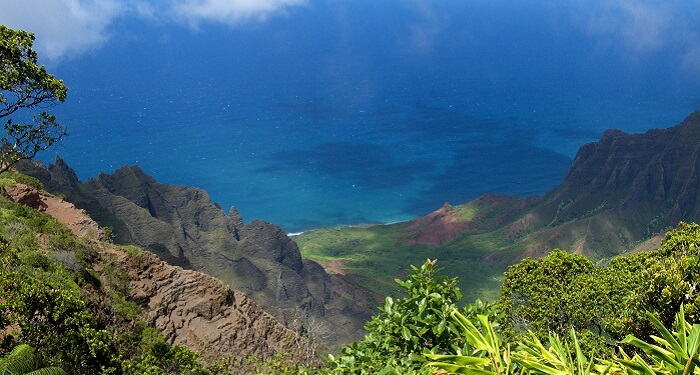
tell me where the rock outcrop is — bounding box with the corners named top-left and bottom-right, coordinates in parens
top-left (21, 160), bottom-right (372, 352)
top-left (6, 179), bottom-right (313, 365)
top-left (110, 248), bottom-right (315, 364)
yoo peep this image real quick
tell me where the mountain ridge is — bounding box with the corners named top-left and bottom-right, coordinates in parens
top-left (1, 180), bottom-right (315, 366)
top-left (423, 110), bottom-right (700, 262)
top-left (19, 159), bottom-right (373, 353)
top-left (295, 110), bottom-right (700, 299)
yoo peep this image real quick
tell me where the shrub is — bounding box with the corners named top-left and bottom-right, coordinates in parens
top-left (325, 259), bottom-right (465, 374)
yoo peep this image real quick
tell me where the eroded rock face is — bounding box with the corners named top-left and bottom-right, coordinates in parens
top-left (22, 160), bottom-right (372, 352)
top-left (4, 183), bottom-right (45, 209)
top-left (240, 220), bottom-right (304, 272)
top-left (9, 180), bottom-right (311, 365)
top-left (111, 249), bottom-right (315, 364)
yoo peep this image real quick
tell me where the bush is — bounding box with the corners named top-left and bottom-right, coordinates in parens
top-left (499, 222), bottom-right (700, 356)
top-left (325, 259), bottom-right (465, 374)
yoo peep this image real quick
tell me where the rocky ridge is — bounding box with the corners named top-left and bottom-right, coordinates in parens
top-left (3, 182), bottom-right (104, 240)
top-left (3, 182), bottom-right (314, 364)
top-left (20, 160), bottom-right (373, 353)
top-left (404, 111), bottom-right (700, 263)
top-left (110, 248), bottom-right (315, 364)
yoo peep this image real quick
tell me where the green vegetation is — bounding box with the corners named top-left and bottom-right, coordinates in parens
top-left (0, 25), bottom-right (68, 174)
top-left (324, 259), bottom-right (487, 373)
top-left (0, 344), bottom-right (66, 375)
top-left (0, 207), bottom-right (116, 373)
top-left (499, 222), bottom-right (700, 355)
top-left (425, 304), bottom-right (700, 374)
top-left (296, 224), bottom-right (504, 302)
top-left (320, 222), bottom-right (700, 374)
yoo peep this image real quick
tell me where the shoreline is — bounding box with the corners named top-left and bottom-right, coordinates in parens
top-left (287, 222), bottom-right (393, 237)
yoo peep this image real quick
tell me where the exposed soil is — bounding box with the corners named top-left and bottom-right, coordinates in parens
top-left (4, 183), bottom-right (104, 240)
top-left (318, 258), bottom-right (351, 275)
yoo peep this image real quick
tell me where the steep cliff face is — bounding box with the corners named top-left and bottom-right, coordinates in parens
top-left (4, 181), bottom-right (314, 365)
top-left (110, 248), bottom-right (315, 364)
top-left (396, 111), bottom-right (700, 264)
top-left (506, 110), bottom-right (700, 260)
top-left (22, 161), bottom-right (372, 352)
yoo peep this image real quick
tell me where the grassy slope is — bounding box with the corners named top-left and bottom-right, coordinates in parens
top-left (295, 193), bottom-right (651, 303)
top-left (296, 222), bottom-right (507, 302)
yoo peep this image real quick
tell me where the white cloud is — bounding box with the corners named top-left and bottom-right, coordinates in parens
top-left (682, 44), bottom-right (700, 73)
top-left (570, 0), bottom-right (700, 56)
top-left (566, 0), bottom-right (700, 76)
top-left (0, 0), bottom-right (125, 61)
top-left (133, 1), bottom-right (157, 19)
top-left (0, 0), bottom-right (307, 62)
top-left (170, 0), bottom-right (308, 27)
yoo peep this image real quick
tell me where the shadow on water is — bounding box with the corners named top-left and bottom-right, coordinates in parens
top-left (258, 141), bottom-right (436, 189)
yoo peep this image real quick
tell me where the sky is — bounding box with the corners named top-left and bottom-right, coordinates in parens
top-left (2, 0), bottom-right (700, 231)
top-left (0, 0), bottom-right (697, 69)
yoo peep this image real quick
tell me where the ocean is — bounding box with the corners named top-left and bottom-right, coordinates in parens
top-left (39, 1), bottom-right (700, 233)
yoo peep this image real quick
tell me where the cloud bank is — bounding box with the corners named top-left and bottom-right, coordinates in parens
top-left (0, 0), bottom-right (125, 60)
top-left (403, 0), bottom-right (449, 55)
top-left (1, 0), bottom-right (699, 73)
top-left (0, 0), bottom-right (307, 61)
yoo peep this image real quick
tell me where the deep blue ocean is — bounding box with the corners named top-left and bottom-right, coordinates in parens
top-left (38, 1), bottom-right (700, 233)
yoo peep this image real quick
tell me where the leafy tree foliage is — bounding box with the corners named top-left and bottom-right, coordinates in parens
top-left (0, 239), bottom-right (120, 373)
top-left (325, 259), bottom-right (486, 374)
top-left (123, 343), bottom-right (209, 375)
top-left (0, 25), bottom-right (67, 173)
top-left (499, 249), bottom-right (595, 337)
top-left (499, 222), bottom-right (700, 356)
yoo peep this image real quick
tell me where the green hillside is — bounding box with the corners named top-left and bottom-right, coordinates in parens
top-left (322, 222), bottom-right (700, 374)
top-left (298, 112), bottom-right (700, 303)
top-left (296, 221), bottom-right (511, 302)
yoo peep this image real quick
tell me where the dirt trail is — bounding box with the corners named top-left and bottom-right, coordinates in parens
top-left (4, 183), bottom-right (104, 240)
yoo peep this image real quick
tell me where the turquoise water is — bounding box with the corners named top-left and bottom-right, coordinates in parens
top-left (40, 1), bottom-right (700, 232)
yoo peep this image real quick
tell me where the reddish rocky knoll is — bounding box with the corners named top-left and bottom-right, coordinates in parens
top-left (403, 194), bottom-right (541, 246)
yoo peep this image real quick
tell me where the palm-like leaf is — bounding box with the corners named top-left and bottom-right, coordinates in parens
top-left (515, 328), bottom-right (616, 375)
top-left (620, 306), bottom-right (700, 374)
top-left (426, 309), bottom-right (514, 374)
top-left (0, 344), bottom-right (66, 375)
top-left (426, 308), bottom-right (621, 375)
